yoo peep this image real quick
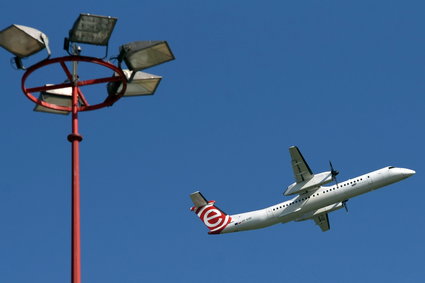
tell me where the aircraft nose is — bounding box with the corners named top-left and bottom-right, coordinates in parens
top-left (402, 168), bottom-right (416, 177)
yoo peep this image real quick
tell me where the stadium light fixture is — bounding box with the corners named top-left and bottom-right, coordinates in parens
top-left (0, 24), bottom-right (50, 57)
top-left (34, 85), bottom-right (85, 115)
top-left (1, 14), bottom-right (174, 283)
top-left (118, 41), bottom-right (175, 71)
top-left (107, 69), bottom-right (162, 97)
top-left (68, 13), bottom-right (117, 46)
top-left (0, 24), bottom-right (50, 69)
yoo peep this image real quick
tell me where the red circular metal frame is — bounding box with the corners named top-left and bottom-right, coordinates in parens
top-left (21, 55), bottom-right (127, 112)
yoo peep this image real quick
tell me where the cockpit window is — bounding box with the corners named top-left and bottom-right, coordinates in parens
top-left (388, 166), bottom-right (395, 169)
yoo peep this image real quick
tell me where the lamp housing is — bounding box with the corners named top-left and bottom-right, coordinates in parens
top-left (34, 85), bottom-right (84, 115)
top-left (0, 24), bottom-right (50, 58)
top-left (69, 13), bottom-right (117, 46)
top-left (107, 69), bottom-right (162, 97)
top-left (118, 41), bottom-right (174, 71)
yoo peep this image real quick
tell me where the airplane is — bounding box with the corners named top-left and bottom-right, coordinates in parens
top-left (189, 146), bottom-right (415, 234)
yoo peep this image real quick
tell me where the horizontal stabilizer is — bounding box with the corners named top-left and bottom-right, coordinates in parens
top-left (190, 191), bottom-right (208, 208)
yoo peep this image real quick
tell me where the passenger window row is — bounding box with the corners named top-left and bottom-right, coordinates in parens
top-left (272, 176), bottom-right (370, 212)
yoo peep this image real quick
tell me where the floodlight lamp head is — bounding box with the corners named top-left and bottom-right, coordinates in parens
top-left (34, 85), bottom-right (73, 115)
top-left (107, 69), bottom-right (162, 97)
top-left (34, 85), bottom-right (85, 115)
top-left (118, 41), bottom-right (175, 71)
top-left (0, 24), bottom-right (51, 69)
top-left (68, 13), bottom-right (117, 46)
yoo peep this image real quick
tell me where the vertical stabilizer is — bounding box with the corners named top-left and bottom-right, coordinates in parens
top-left (190, 191), bottom-right (232, 234)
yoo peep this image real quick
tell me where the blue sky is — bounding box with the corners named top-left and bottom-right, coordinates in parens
top-left (0, 1), bottom-right (424, 282)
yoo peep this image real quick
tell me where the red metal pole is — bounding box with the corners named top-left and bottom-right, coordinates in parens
top-left (20, 52), bottom-right (128, 283)
top-left (68, 83), bottom-right (83, 283)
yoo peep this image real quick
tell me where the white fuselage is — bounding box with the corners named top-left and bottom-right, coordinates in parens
top-left (221, 166), bottom-right (415, 233)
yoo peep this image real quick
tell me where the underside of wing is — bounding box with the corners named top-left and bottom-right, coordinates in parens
top-left (289, 146), bottom-right (313, 183)
top-left (285, 146), bottom-right (334, 196)
top-left (313, 213), bottom-right (330, 232)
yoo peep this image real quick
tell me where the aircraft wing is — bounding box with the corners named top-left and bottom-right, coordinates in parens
top-left (285, 146), bottom-right (334, 196)
top-left (313, 213), bottom-right (330, 232)
top-left (289, 146), bottom-right (313, 183)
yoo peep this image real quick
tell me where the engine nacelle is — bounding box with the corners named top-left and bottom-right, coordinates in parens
top-left (295, 202), bottom-right (344, 222)
top-left (284, 171), bottom-right (333, 196)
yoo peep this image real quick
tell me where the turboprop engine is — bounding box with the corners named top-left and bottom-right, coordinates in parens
top-left (284, 171), bottom-right (333, 196)
top-left (295, 202), bottom-right (344, 222)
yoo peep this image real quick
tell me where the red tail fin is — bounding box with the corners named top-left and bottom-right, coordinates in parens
top-left (190, 192), bottom-right (232, 234)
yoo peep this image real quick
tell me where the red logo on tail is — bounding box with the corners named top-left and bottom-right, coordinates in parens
top-left (196, 203), bottom-right (232, 234)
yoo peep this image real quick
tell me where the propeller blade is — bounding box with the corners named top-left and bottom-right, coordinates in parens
top-left (329, 161), bottom-right (339, 177)
top-left (329, 161), bottom-right (339, 186)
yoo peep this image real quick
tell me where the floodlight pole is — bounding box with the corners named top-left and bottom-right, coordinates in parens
top-left (68, 44), bottom-right (82, 283)
top-left (21, 53), bottom-right (128, 283)
top-left (12, 15), bottom-right (174, 282)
